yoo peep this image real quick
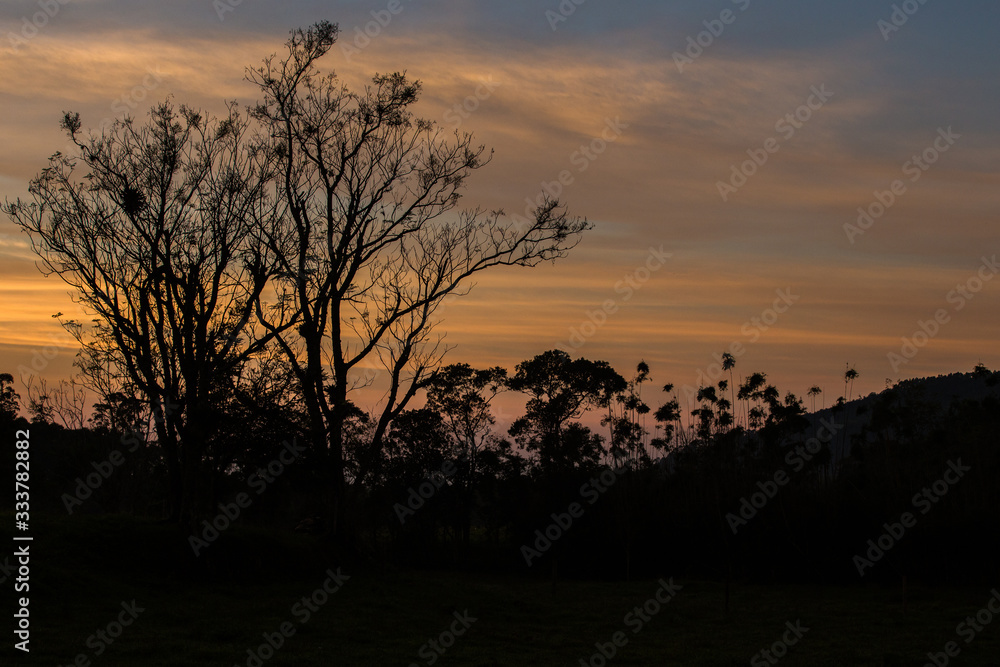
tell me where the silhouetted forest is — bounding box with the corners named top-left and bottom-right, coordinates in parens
top-left (2, 22), bottom-right (998, 593)
top-left (4, 359), bottom-right (998, 586)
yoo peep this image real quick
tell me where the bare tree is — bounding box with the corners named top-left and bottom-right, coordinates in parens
top-left (246, 22), bottom-right (590, 537)
top-left (4, 102), bottom-right (286, 523)
top-left (20, 375), bottom-right (88, 429)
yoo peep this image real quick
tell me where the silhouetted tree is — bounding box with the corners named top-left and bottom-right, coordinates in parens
top-left (604, 361), bottom-right (651, 468)
top-left (21, 376), bottom-right (87, 429)
top-left (737, 372), bottom-right (767, 430)
top-left (0, 373), bottom-right (20, 424)
top-left (652, 383), bottom-right (682, 451)
top-left (90, 391), bottom-right (147, 435)
top-left (246, 22), bottom-right (589, 539)
top-left (4, 102), bottom-right (285, 523)
top-left (508, 350), bottom-right (625, 476)
top-left (807, 385), bottom-right (822, 412)
top-left (693, 385), bottom-right (718, 441)
top-left (845, 364), bottom-right (859, 402)
top-left (385, 408), bottom-right (452, 483)
top-left (716, 379), bottom-right (734, 432)
top-left (380, 407), bottom-right (454, 547)
top-left (425, 363), bottom-right (507, 546)
top-left (721, 351), bottom-right (737, 425)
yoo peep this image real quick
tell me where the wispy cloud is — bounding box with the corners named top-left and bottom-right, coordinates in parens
top-left (1, 1), bottom-right (998, 401)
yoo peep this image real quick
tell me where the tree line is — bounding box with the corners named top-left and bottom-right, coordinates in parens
top-left (3, 357), bottom-right (998, 584)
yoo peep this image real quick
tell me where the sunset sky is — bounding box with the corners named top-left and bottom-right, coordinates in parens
top-left (1, 0), bottom-right (998, 423)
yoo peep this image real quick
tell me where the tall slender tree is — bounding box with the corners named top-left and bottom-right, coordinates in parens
top-left (721, 351), bottom-right (737, 426)
top-left (652, 383), bottom-right (682, 451)
top-left (844, 365), bottom-right (859, 402)
top-left (807, 385), bottom-right (822, 412)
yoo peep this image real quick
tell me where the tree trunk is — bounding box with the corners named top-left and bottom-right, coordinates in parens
top-left (153, 401), bottom-right (183, 523)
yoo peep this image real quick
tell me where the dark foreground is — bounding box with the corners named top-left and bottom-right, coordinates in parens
top-left (3, 513), bottom-right (998, 666)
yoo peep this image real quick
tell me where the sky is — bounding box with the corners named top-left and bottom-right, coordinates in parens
top-left (1, 0), bottom-right (998, 424)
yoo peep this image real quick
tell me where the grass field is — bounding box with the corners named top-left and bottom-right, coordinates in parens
top-left (3, 513), bottom-right (998, 666)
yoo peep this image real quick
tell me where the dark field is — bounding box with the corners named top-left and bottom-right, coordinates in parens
top-left (5, 513), bottom-right (998, 666)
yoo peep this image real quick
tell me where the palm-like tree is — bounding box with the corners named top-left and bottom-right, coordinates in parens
top-left (653, 383), bottom-right (682, 450)
top-left (807, 385), bottom-right (822, 412)
top-left (609, 361), bottom-right (651, 465)
top-left (694, 385), bottom-right (719, 440)
top-left (844, 365), bottom-right (859, 402)
top-left (737, 372), bottom-right (767, 429)
top-left (717, 379), bottom-right (734, 432)
top-left (721, 351), bottom-right (737, 426)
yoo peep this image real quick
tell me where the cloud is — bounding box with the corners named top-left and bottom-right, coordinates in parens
top-left (0, 1), bottom-right (998, 401)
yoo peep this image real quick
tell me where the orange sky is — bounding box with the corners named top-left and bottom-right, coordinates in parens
top-left (1, 2), bottom-right (998, 420)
